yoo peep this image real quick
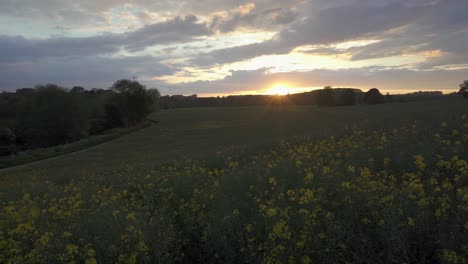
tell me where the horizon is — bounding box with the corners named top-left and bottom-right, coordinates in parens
top-left (5, 85), bottom-right (456, 98)
top-left (1, 0), bottom-right (467, 95)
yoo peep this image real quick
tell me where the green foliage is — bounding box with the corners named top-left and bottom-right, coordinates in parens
top-left (16, 84), bottom-right (90, 148)
top-left (106, 80), bottom-right (159, 127)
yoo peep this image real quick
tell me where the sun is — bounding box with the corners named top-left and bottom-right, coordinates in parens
top-left (265, 84), bottom-right (294, 95)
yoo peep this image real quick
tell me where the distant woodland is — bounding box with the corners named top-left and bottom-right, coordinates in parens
top-left (0, 80), bottom-right (159, 155)
top-left (159, 87), bottom-right (445, 109)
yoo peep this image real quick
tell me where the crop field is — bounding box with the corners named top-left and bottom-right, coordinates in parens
top-left (0, 97), bottom-right (467, 263)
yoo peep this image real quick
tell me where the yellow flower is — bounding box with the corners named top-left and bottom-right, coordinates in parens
top-left (381, 135), bottom-right (388, 143)
top-left (269, 177), bottom-right (277, 186)
top-left (126, 212), bottom-right (136, 221)
top-left (85, 259), bottom-right (97, 264)
top-left (304, 172), bottom-right (314, 183)
top-left (296, 160), bottom-right (303, 167)
top-left (266, 208), bottom-right (277, 217)
top-left (87, 249), bottom-right (96, 257)
top-left (301, 255), bottom-right (311, 264)
top-left (38, 232), bottom-right (53, 247)
top-left (23, 193), bottom-right (31, 200)
top-left (232, 209), bottom-right (240, 216)
top-left (383, 157), bottom-right (391, 166)
top-left (66, 244), bottom-right (79, 255)
top-left (269, 221), bottom-right (291, 240)
top-left (414, 155), bottom-right (426, 171)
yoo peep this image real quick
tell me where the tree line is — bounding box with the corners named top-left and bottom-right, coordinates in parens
top-left (0, 80), bottom-right (160, 156)
top-left (160, 87), bottom-right (446, 109)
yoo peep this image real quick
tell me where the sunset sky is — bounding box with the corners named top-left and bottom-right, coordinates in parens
top-left (0, 0), bottom-right (467, 96)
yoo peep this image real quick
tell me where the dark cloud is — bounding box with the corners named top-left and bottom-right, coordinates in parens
top-left (124, 15), bottom-right (211, 52)
top-left (0, 0), bottom-right (303, 29)
top-left (0, 16), bottom-right (211, 62)
top-left (0, 56), bottom-right (174, 90)
top-left (191, 0), bottom-right (467, 67)
top-left (345, 0), bottom-right (468, 65)
top-left (0, 34), bottom-right (121, 62)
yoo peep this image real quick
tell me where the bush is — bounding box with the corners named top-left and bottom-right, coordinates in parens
top-left (0, 127), bottom-right (16, 155)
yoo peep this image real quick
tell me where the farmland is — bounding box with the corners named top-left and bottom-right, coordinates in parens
top-left (1, 97), bottom-right (467, 263)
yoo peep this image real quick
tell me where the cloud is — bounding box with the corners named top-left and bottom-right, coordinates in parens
top-left (191, 0), bottom-right (467, 67)
top-left (0, 34), bottom-right (121, 62)
top-left (166, 67), bottom-right (467, 95)
top-left (1, 0), bottom-right (467, 92)
top-left (0, 56), bottom-right (175, 89)
top-left (0, 0), bottom-right (303, 30)
top-left (210, 4), bottom-right (299, 33)
top-left (0, 15), bottom-right (212, 62)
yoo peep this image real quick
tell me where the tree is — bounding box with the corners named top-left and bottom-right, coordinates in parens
top-left (147, 88), bottom-right (162, 111)
top-left (338, 89), bottom-right (356, 106)
top-left (0, 128), bottom-right (16, 155)
top-left (105, 80), bottom-right (159, 127)
top-left (385, 92), bottom-right (394, 103)
top-left (364, 88), bottom-right (385, 104)
top-left (316, 86), bottom-right (335, 107)
top-left (71, 86), bottom-right (85, 94)
top-left (16, 84), bottom-right (89, 147)
top-left (458, 80), bottom-right (468, 98)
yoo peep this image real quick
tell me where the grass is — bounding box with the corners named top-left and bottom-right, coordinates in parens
top-left (0, 97), bottom-right (467, 263)
top-left (0, 123), bottom-right (150, 169)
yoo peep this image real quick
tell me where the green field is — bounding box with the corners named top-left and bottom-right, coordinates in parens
top-left (1, 98), bottom-right (467, 263)
top-left (2, 98), bottom-right (466, 179)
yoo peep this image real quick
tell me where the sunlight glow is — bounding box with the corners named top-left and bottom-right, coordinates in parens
top-left (265, 83), bottom-right (295, 95)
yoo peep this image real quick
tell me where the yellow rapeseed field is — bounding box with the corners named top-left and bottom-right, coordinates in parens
top-left (1, 115), bottom-right (467, 263)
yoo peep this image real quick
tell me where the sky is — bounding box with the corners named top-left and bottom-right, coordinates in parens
top-left (0, 0), bottom-right (467, 96)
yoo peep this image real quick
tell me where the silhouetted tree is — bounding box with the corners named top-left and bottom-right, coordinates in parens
top-left (338, 89), bottom-right (356, 105)
top-left (385, 92), bottom-right (394, 103)
top-left (147, 88), bottom-right (161, 98)
top-left (106, 80), bottom-right (158, 127)
top-left (364, 88), bottom-right (385, 104)
top-left (459, 80), bottom-right (468, 98)
top-left (71, 86), bottom-right (85, 94)
top-left (317, 86), bottom-right (335, 106)
top-left (148, 88), bottom-right (162, 111)
top-left (15, 88), bottom-right (34, 95)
